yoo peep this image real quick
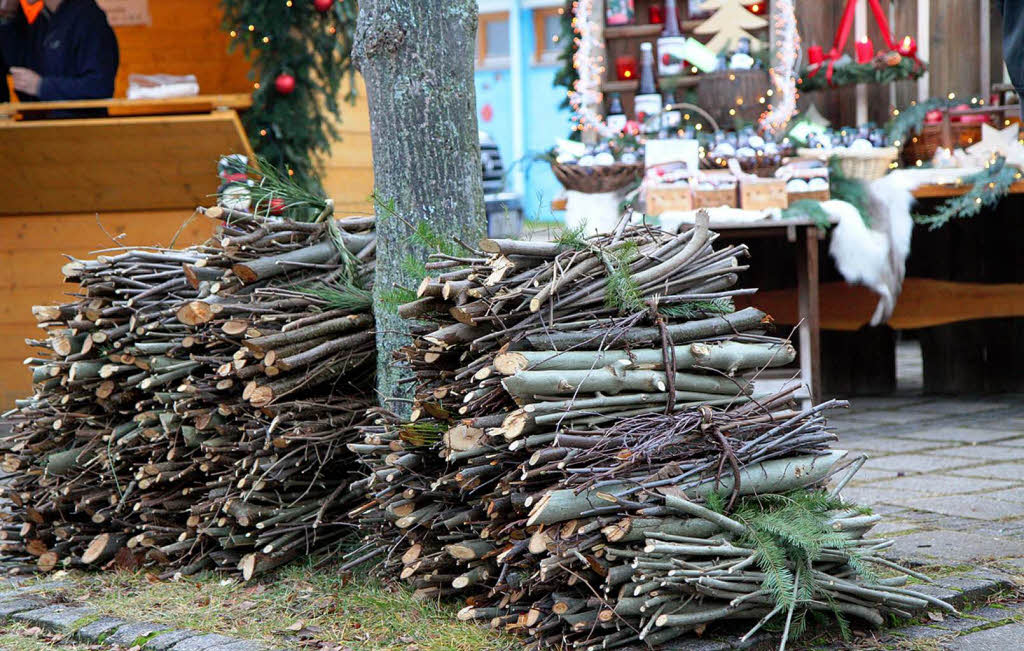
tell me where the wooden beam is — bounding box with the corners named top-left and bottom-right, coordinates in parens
top-left (736, 278), bottom-right (1024, 331)
top-left (0, 94), bottom-right (253, 120)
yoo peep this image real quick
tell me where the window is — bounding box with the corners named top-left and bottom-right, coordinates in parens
top-left (478, 12), bottom-right (511, 68)
top-left (534, 7), bottom-right (563, 65)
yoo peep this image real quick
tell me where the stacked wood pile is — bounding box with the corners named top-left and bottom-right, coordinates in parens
top-left (346, 214), bottom-right (950, 649)
top-left (0, 209), bottom-right (377, 579)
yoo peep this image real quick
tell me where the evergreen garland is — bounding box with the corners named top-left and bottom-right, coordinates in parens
top-left (915, 156), bottom-right (1021, 229)
top-left (884, 97), bottom-right (945, 144)
top-left (799, 55), bottom-right (924, 92)
top-left (220, 0), bottom-right (358, 190)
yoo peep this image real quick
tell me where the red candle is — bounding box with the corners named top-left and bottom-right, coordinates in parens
top-left (898, 35), bottom-right (917, 58)
top-left (615, 55), bottom-right (638, 81)
top-left (648, 4), bottom-right (663, 24)
top-left (808, 45), bottom-right (825, 65)
top-left (855, 37), bottom-right (874, 64)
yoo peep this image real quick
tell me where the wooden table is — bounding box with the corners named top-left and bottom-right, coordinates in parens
top-left (692, 219), bottom-right (835, 406)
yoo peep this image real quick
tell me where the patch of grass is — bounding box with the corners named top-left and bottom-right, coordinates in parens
top-left (55, 561), bottom-right (516, 651)
top-left (0, 621), bottom-right (96, 651)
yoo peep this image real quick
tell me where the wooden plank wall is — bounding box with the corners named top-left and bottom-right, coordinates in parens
top-left (797, 0), bottom-right (1004, 125)
top-left (0, 211), bottom-right (214, 409)
top-left (319, 76), bottom-right (375, 216)
top-left (110, 0), bottom-right (253, 97)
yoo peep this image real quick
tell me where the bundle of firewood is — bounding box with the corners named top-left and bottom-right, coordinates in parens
top-left (346, 214), bottom-right (950, 649)
top-left (0, 208), bottom-right (377, 579)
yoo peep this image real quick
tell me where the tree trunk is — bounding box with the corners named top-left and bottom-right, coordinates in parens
top-left (354, 1), bottom-right (487, 413)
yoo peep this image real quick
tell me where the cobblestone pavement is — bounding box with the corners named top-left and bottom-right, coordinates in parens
top-left (830, 392), bottom-right (1024, 649)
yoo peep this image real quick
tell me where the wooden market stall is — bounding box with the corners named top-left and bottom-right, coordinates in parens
top-left (0, 1), bottom-right (374, 408)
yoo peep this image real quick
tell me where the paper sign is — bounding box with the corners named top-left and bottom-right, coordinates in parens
top-left (96, 0), bottom-right (151, 26)
top-left (645, 139), bottom-right (700, 172)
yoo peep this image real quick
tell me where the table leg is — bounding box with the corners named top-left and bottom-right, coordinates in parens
top-left (795, 226), bottom-right (822, 405)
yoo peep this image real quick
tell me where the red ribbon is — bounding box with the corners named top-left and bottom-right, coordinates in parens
top-left (808, 0), bottom-right (918, 86)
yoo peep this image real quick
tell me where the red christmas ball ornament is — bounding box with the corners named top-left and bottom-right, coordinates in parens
top-left (314, 0), bottom-right (334, 12)
top-left (274, 73), bottom-right (296, 95)
top-left (924, 109), bottom-right (944, 124)
top-left (268, 198), bottom-right (287, 215)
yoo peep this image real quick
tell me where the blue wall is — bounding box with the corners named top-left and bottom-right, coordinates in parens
top-left (475, 6), bottom-right (569, 223)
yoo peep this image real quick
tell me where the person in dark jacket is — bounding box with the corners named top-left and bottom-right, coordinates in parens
top-left (1000, 0), bottom-right (1024, 118)
top-left (0, 0), bottom-right (119, 117)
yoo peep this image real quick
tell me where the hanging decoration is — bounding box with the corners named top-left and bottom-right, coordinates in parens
top-left (274, 72), bottom-right (296, 95)
top-left (220, 0), bottom-right (358, 190)
top-left (798, 0), bottom-right (925, 92)
top-left (694, 0), bottom-right (767, 53)
top-left (759, 0), bottom-right (800, 136)
top-left (565, 0), bottom-right (620, 138)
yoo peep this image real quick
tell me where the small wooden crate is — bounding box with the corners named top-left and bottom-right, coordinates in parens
top-left (646, 185), bottom-right (693, 216)
top-left (740, 178), bottom-right (789, 210)
top-left (694, 185), bottom-right (738, 208)
top-left (787, 189), bottom-right (830, 204)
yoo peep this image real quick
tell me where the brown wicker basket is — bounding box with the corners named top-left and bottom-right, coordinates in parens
top-left (900, 122), bottom-right (984, 166)
top-left (551, 162), bottom-right (644, 194)
top-left (797, 147), bottom-right (899, 181)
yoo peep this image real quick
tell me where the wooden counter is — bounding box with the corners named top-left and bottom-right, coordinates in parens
top-left (0, 95), bottom-right (254, 408)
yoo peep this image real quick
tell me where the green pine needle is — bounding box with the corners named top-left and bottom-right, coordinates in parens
top-left (380, 288), bottom-right (418, 313)
top-left (885, 97), bottom-right (946, 144)
top-left (914, 157), bottom-right (1018, 230)
top-left (604, 242), bottom-right (643, 313)
top-left (554, 222), bottom-right (589, 250)
top-left (827, 157), bottom-right (872, 227)
top-left (782, 199), bottom-right (833, 231)
top-left (729, 490), bottom-right (874, 642)
top-left (659, 298), bottom-right (735, 320)
top-left (297, 280), bottom-right (372, 311)
top-left (242, 155), bottom-right (330, 221)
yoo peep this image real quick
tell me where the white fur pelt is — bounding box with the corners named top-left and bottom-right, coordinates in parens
top-left (820, 173), bottom-right (920, 326)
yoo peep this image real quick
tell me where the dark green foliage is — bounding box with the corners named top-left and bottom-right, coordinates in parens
top-left (380, 287), bottom-right (419, 312)
top-left (220, 0), bottom-right (358, 189)
top-left (781, 199), bottom-right (833, 230)
top-left (799, 56), bottom-right (925, 92)
top-left (885, 97), bottom-right (945, 144)
top-left (298, 280), bottom-right (373, 311)
top-left (234, 155), bottom-right (332, 221)
top-left (552, 0), bottom-right (575, 110)
top-left (604, 242), bottom-right (643, 313)
top-left (915, 156), bottom-right (1019, 229)
top-left (658, 298), bottom-right (735, 320)
top-left (553, 222), bottom-right (589, 250)
top-left (827, 157), bottom-right (871, 226)
top-left (732, 491), bottom-right (876, 639)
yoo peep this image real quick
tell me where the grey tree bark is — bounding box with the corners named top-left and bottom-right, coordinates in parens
top-left (354, 1), bottom-right (487, 413)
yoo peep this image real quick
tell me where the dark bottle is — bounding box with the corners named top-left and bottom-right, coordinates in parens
top-left (635, 42), bottom-right (662, 132)
top-left (606, 93), bottom-right (627, 133)
top-left (658, 0), bottom-right (687, 77)
top-left (660, 90), bottom-right (682, 138)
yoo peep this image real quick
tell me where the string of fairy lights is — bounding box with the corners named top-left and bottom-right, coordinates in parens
top-left (566, 0), bottom-right (620, 138)
top-left (759, 0), bottom-right (799, 135)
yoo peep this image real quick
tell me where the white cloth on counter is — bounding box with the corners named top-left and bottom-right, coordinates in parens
top-left (127, 74), bottom-right (200, 100)
top-left (658, 206), bottom-right (778, 233)
top-left (564, 190), bottom-right (626, 236)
